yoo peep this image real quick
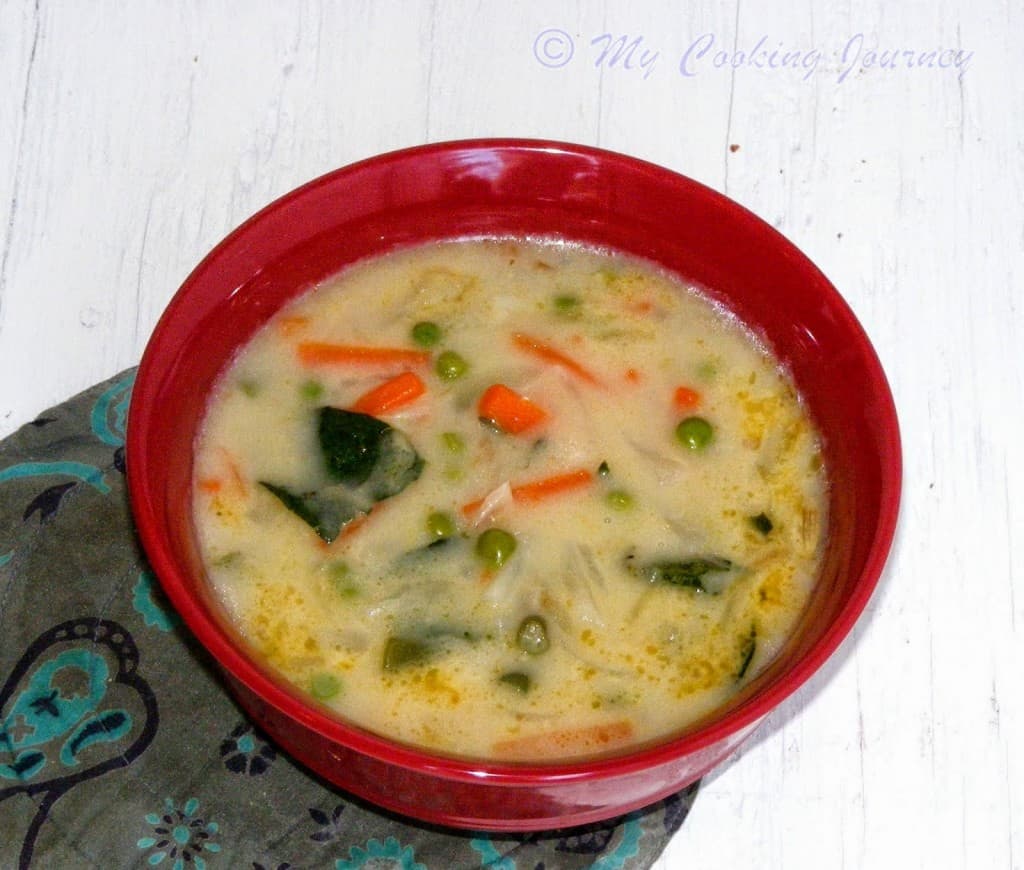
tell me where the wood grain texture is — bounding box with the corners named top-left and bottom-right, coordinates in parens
top-left (1, 2), bottom-right (1019, 868)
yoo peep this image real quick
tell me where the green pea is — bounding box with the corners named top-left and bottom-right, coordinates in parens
top-left (499, 671), bottom-right (532, 693)
top-left (516, 616), bottom-right (549, 655)
top-left (325, 561), bottom-right (358, 597)
top-left (553, 294), bottom-right (581, 317)
top-left (696, 359), bottom-right (718, 381)
top-left (300, 379), bottom-right (324, 400)
top-left (441, 431), bottom-right (465, 453)
top-left (605, 489), bottom-right (633, 511)
top-left (475, 528), bottom-right (517, 569)
top-left (309, 673), bottom-right (341, 700)
top-left (426, 510), bottom-right (456, 540)
top-left (411, 320), bottom-right (442, 347)
top-left (675, 416), bottom-right (714, 450)
top-left (435, 350), bottom-right (469, 380)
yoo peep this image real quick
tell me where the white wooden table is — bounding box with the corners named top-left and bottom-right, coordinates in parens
top-left (2, 3), bottom-right (1019, 868)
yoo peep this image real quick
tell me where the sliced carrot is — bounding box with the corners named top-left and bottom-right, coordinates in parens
top-left (218, 448), bottom-right (249, 498)
top-left (462, 468), bottom-right (594, 517)
top-left (477, 384), bottom-right (547, 435)
top-left (277, 315), bottom-right (310, 336)
top-left (297, 342), bottom-right (430, 368)
top-left (314, 503), bottom-right (384, 551)
top-left (492, 719), bottom-right (635, 760)
top-left (511, 333), bottom-right (601, 386)
top-left (514, 468), bottom-right (594, 502)
top-left (673, 386), bottom-right (701, 411)
top-left (315, 515), bottom-right (368, 551)
top-left (350, 371), bottom-right (426, 416)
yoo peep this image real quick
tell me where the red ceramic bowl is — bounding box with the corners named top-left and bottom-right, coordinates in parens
top-left (126, 139), bottom-right (901, 831)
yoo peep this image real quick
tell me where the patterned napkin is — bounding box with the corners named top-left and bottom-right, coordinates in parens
top-left (0, 370), bottom-right (699, 869)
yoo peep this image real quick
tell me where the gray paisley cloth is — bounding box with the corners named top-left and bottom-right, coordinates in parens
top-left (0, 370), bottom-right (699, 869)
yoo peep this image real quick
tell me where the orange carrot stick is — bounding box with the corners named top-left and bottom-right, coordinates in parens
top-left (350, 371), bottom-right (426, 415)
top-left (462, 468), bottom-right (593, 517)
top-left (314, 502), bottom-right (387, 551)
top-left (492, 719), bottom-right (635, 760)
top-left (514, 468), bottom-right (594, 502)
top-left (297, 342), bottom-right (431, 368)
top-left (511, 333), bottom-right (601, 386)
top-left (673, 386), bottom-right (701, 411)
top-left (477, 384), bottom-right (548, 435)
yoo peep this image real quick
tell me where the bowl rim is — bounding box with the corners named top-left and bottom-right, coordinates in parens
top-left (127, 137), bottom-right (902, 785)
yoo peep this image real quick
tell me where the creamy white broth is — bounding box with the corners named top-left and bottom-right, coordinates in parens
top-left (193, 238), bottom-right (827, 761)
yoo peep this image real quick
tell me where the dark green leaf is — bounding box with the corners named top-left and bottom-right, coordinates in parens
top-left (382, 636), bottom-right (433, 671)
top-left (381, 625), bottom-right (479, 671)
top-left (365, 428), bottom-right (424, 500)
top-left (259, 481), bottom-right (367, 543)
top-left (736, 624), bottom-right (757, 680)
top-left (624, 553), bottom-right (733, 593)
top-left (318, 407), bottom-right (391, 485)
top-left (395, 535), bottom-right (462, 568)
top-left (262, 408), bottom-right (424, 542)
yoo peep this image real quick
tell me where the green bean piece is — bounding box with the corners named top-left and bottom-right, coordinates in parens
top-left (435, 350), bottom-right (469, 380)
top-left (475, 528), bottom-right (517, 569)
top-left (516, 615), bottom-right (549, 655)
top-left (411, 320), bottom-right (442, 347)
top-left (499, 671), bottom-right (532, 693)
top-left (310, 673), bottom-right (341, 700)
top-left (675, 416), bottom-right (714, 450)
top-left (750, 512), bottom-right (773, 534)
top-left (300, 379), bottom-right (324, 401)
top-left (605, 489), bottom-right (633, 511)
top-left (441, 431), bottom-right (466, 453)
top-left (426, 510), bottom-right (456, 540)
top-left (382, 636), bottom-right (432, 671)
